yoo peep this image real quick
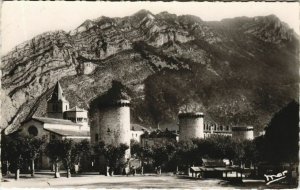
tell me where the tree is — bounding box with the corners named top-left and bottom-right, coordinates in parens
top-left (45, 140), bottom-right (64, 178)
top-left (175, 140), bottom-right (198, 170)
top-left (2, 134), bottom-right (27, 180)
top-left (130, 139), bottom-right (143, 159)
top-left (72, 139), bottom-right (91, 172)
top-left (93, 141), bottom-right (129, 176)
top-left (60, 139), bottom-right (74, 178)
top-left (264, 100), bottom-right (299, 164)
top-left (130, 140), bottom-right (144, 174)
top-left (1, 134), bottom-right (10, 176)
top-left (192, 136), bottom-right (246, 166)
top-left (151, 142), bottom-right (176, 174)
top-left (46, 139), bottom-right (82, 178)
top-left (23, 137), bottom-right (46, 177)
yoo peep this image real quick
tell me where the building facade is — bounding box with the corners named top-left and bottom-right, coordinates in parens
top-left (203, 123), bottom-right (232, 138)
top-left (131, 124), bottom-right (149, 143)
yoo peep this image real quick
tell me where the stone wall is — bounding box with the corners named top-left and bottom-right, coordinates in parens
top-left (232, 126), bottom-right (254, 141)
top-left (178, 112), bottom-right (204, 140)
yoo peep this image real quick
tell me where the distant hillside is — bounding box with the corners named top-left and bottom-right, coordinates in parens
top-left (1, 10), bottom-right (299, 134)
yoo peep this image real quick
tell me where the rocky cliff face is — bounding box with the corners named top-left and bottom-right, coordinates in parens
top-left (1, 10), bottom-right (299, 134)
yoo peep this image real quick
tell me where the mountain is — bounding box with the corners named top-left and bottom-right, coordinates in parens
top-left (1, 10), bottom-right (299, 134)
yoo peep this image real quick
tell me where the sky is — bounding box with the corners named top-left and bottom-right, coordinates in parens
top-left (1, 1), bottom-right (299, 55)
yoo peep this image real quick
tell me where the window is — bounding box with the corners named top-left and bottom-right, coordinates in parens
top-left (95, 134), bottom-right (99, 141)
top-left (28, 126), bottom-right (38, 136)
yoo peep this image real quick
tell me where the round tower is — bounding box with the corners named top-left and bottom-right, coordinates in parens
top-left (178, 112), bottom-right (204, 141)
top-left (98, 99), bottom-right (131, 158)
top-left (232, 126), bottom-right (254, 141)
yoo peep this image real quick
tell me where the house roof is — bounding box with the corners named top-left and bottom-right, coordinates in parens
top-left (131, 124), bottom-right (150, 132)
top-left (32, 117), bottom-right (82, 126)
top-left (44, 128), bottom-right (90, 137)
top-left (65, 106), bottom-right (87, 112)
top-left (202, 159), bottom-right (226, 167)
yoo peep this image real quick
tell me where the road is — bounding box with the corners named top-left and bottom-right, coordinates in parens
top-left (0, 172), bottom-right (270, 189)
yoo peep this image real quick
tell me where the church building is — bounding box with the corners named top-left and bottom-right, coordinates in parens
top-left (19, 81), bottom-right (90, 169)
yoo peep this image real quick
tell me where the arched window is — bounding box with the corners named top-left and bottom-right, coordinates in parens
top-left (28, 126), bottom-right (38, 136)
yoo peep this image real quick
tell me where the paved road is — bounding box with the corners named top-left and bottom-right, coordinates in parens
top-left (0, 172), bottom-right (270, 189)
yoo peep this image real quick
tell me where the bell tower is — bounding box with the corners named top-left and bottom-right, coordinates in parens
top-left (47, 81), bottom-right (69, 119)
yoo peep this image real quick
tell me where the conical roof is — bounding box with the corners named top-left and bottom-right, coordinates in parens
top-left (49, 81), bottom-right (68, 103)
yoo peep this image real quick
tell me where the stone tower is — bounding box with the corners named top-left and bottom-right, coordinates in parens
top-left (97, 99), bottom-right (131, 156)
top-left (47, 81), bottom-right (69, 119)
top-left (232, 126), bottom-right (254, 141)
top-left (95, 99), bottom-right (131, 175)
top-left (90, 81), bottom-right (132, 175)
top-left (178, 112), bottom-right (204, 141)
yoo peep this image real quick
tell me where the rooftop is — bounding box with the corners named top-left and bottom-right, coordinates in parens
top-left (44, 128), bottom-right (90, 137)
top-left (32, 117), bottom-right (82, 126)
top-left (131, 124), bottom-right (150, 132)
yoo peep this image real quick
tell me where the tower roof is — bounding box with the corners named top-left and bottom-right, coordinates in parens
top-left (49, 81), bottom-right (68, 103)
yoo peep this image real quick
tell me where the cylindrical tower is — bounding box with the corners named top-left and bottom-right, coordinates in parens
top-left (98, 99), bottom-right (131, 159)
top-left (232, 126), bottom-right (254, 141)
top-left (178, 112), bottom-right (204, 141)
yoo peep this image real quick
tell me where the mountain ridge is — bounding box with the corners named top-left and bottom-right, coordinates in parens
top-left (1, 10), bottom-right (298, 134)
